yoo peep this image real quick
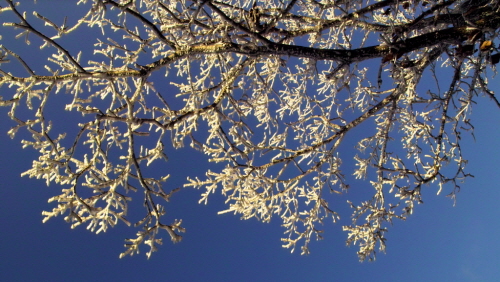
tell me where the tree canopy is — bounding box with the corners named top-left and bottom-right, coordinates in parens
top-left (1, 0), bottom-right (499, 260)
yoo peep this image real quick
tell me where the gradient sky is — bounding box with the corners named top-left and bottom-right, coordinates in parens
top-left (1, 1), bottom-right (500, 281)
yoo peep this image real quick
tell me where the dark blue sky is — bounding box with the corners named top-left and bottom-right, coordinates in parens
top-left (1, 1), bottom-right (500, 281)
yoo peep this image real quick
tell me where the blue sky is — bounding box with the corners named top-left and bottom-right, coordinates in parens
top-left (1, 1), bottom-right (500, 281)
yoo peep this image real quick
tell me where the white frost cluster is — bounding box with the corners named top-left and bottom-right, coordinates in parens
top-left (1, 0), bottom-right (498, 260)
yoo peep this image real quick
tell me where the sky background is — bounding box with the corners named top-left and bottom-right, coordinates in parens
top-left (1, 1), bottom-right (500, 281)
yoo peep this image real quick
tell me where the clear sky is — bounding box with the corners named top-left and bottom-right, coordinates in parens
top-left (1, 1), bottom-right (500, 281)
